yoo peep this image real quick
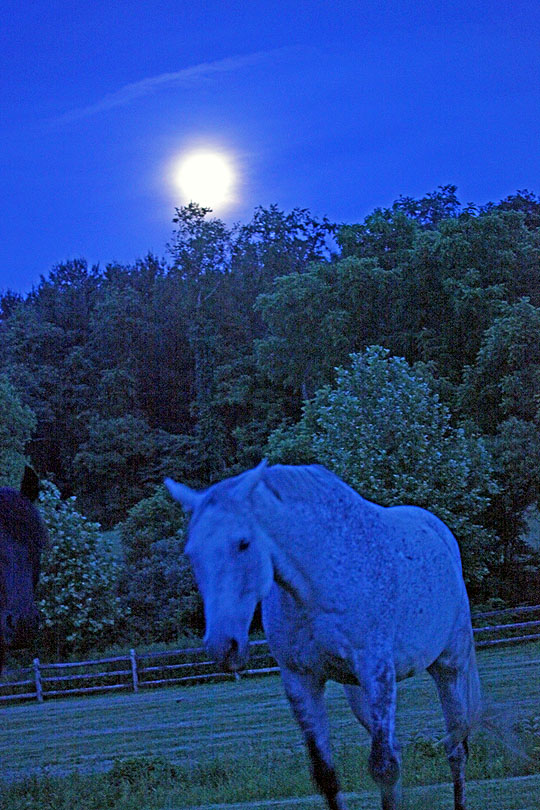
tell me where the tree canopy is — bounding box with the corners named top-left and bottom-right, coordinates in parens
top-left (266, 346), bottom-right (498, 592)
top-left (0, 376), bottom-right (36, 487)
top-left (1, 187), bottom-right (539, 653)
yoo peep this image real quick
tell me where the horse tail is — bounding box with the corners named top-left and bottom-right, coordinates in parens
top-left (438, 636), bottom-right (529, 765)
top-left (464, 643), bottom-right (482, 734)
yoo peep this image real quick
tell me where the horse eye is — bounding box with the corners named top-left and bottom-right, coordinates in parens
top-left (238, 539), bottom-right (250, 552)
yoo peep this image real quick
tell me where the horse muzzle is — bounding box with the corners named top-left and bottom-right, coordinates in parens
top-left (1, 610), bottom-right (40, 648)
top-left (206, 635), bottom-right (249, 672)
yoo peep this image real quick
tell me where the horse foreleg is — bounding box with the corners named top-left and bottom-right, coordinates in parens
top-left (281, 669), bottom-right (348, 810)
top-left (365, 659), bottom-right (401, 810)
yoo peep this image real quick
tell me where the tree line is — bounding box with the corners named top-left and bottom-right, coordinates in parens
top-left (1, 185), bottom-right (540, 658)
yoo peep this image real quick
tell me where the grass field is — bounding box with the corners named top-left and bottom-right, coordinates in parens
top-left (1, 642), bottom-right (539, 809)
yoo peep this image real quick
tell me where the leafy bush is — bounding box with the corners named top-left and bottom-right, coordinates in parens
top-left (267, 346), bottom-right (499, 588)
top-left (37, 481), bottom-right (123, 656)
top-left (119, 488), bottom-right (203, 640)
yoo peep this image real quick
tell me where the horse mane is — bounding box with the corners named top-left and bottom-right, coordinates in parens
top-left (205, 463), bottom-right (358, 505)
top-left (0, 488), bottom-right (49, 554)
top-left (189, 465), bottom-right (361, 531)
top-left (261, 463), bottom-right (359, 504)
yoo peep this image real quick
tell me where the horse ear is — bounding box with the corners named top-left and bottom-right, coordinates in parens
top-left (20, 465), bottom-right (39, 502)
top-left (164, 478), bottom-right (204, 512)
top-left (233, 459), bottom-right (268, 500)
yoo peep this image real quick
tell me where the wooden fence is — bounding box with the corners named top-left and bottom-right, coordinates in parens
top-left (1, 604), bottom-right (539, 705)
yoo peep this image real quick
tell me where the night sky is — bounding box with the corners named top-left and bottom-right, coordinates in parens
top-left (2, 0), bottom-right (539, 293)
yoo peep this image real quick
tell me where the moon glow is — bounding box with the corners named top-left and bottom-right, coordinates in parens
top-left (172, 149), bottom-right (236, 210)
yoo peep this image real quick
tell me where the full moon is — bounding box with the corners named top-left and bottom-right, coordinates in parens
top-left (172, 149), bottom-right (236, 210)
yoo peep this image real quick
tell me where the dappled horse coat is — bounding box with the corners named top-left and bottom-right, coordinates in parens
top-left (165, 461), bottom-right (481, 810)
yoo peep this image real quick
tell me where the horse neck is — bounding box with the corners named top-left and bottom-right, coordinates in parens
top-left (254, 500), bottom-right (336, 612)
top-left (265, 535), bottom-right (318, 607)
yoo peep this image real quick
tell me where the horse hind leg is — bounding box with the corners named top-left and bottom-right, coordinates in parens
top-left (428, 646), bottom-right (481, 810)
top-left (281, 669), bottom-right (348, 810)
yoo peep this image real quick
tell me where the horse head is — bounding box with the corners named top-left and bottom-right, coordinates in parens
top-left (0, 538), bottom-right (40, 646)
top-left (0, 468), bottom-right (46, 673)
top-left (165, 461), bottom-right (274, 671)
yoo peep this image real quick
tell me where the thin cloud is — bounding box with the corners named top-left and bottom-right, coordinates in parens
top-left (51, 49), bottom-right (292, 126)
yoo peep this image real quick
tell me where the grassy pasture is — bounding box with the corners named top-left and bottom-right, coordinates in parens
top-left (0, 642), bottom-right (539, 809)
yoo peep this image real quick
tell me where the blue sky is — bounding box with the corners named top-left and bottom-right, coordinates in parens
top-left (1, 0), bottom-right (539, 292)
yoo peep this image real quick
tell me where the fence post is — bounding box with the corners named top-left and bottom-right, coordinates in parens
top-left (130, 649), bottom-right (139, 692)
top-left (33, 658), bottom-right (43, 703)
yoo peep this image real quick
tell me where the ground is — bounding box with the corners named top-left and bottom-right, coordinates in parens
top-left (0, 642), bottom-right (539, 809)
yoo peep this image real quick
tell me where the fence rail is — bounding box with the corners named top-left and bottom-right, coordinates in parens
top-left (1, 605), bottom-right (539, 705)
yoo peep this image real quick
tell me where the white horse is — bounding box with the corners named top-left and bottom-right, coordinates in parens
top-left (165, 461), bottom-right (481, 810)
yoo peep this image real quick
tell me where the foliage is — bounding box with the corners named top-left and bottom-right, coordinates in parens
top-left (255, 256), bottom-right (399, 399)
top-left (72, 414), bottom-right (187, 525)
top-left (164, 202), bottom-right (336, 480)
top-left (1, 190), bottom-right (539, 628)
top-left (37, 481), bottom-right (123, 656)
top-left (119, 489), bottom-right (202, 640)
top-left (0, 376), bottom-right (36, 487)
top-left (120, 487), bottom-right (186, 565)
top-left (487, 419), bottom-right (540, 544)
top-left (460, 298), bottom-right (540, 430)
top-left (0, 260), bottom-right (103, 485)
top-left (267, 346), bottom-right (498, 588)
top-left (255, 267), bottom-right (351, 398)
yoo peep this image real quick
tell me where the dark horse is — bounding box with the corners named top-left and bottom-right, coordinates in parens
top-left (0, 467), bottom-right (47, 675)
